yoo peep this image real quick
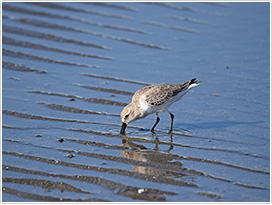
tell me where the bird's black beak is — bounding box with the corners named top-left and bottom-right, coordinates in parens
top-left (120, 122), bottom-right (127, 134)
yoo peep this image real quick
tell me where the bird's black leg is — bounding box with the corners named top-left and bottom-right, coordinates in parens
top-left (168, 112), bottom-right (174, 133)
top-left (151, 112), bottom-right (160, 132)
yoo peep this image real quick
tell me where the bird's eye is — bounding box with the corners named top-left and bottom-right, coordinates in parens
top-left (124, 114), bottom-right (129, 119)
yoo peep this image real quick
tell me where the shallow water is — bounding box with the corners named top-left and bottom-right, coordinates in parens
top-left (2, 2), bottom-right (270, 202)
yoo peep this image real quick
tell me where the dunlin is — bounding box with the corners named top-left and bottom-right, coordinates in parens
top-left (120, 78), bottom-right (201, 134)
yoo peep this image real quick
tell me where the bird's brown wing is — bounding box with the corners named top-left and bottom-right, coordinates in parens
top-left (144, 84), bottom-right (174, 106)
top-left (132, 80), bottom-right (193, 107)
top-left (145, 81), bottom-right (193, 106)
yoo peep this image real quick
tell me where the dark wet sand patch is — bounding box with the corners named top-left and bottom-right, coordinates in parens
top-left (142, 20), bottom-right (200, 34)
top-left (179, 155), bottom-right (270, 175)
top-left (202, 2), bottom-right (229, 7)
top-left (73, 83), bottom-right (134, 95)
top-left (3, 177), bottom-right (92, 194)
top-left (3, 162), bottom-right (180, 201)
top-left (28, 2), bottom-right (132, 20)
top-left (3, 25), bottom-right (111, 50)
top-left (196, 191), bottom-right (223, 201)
top-left (2, 187), bottom-right (110, 202)
top-left (85, 2), bottom-right (139, 12)
top-left (234, 182), bottom-right (267, 190)
top-left (3, 36), bottom-right (114, 60)
top-left (27, 90), bottom-right (127, 106)
top-left (5, 15), bottom-right (169, 50)
top-left (167, 15), bottom-right (208, 25)
top-left (145, 2), bottom-right (198, 12)
top-left (2, 124), bottom-right (63, 131)
top-left (3, 49), bottom-right (99, 69)
top-left (82, 98), bottom-right (127, 106)
top-left (37, 101), bottom-right (120, 117)
top-left (2, 165), bottom-right (172, 202)
top-left (2, 61), bottom-right (46, 74)
top-left (82, 73), bottom-right (151, 86)
top-left (3, 4), bottom-right (145, 34)
top-left (2, 110), bottom-right (89, 124)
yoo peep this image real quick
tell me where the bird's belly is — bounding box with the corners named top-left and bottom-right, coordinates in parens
top-left (141, 103), bottom-right (169, 117)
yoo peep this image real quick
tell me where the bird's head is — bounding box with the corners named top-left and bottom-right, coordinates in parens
top-left (120, 104), bottom-right (140, 134)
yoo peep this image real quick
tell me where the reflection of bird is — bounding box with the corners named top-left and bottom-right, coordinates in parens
top-left (121, 138), bottom-right (183, 177)
top-left (120, 78), bottom-right (201, 134)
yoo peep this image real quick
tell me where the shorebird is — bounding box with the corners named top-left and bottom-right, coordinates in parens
top-left (120, 78), bottom-right (201, 134)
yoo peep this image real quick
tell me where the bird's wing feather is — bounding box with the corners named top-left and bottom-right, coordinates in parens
top-left (144, 84), bottom-right (175, 106)
top-left (133, 80), bottom-right (194, 107)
